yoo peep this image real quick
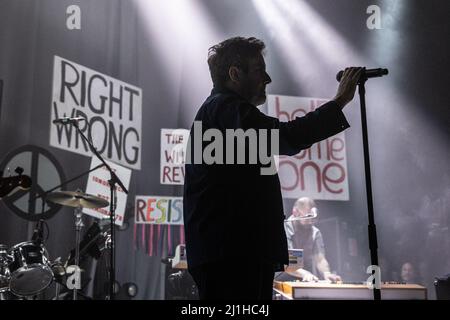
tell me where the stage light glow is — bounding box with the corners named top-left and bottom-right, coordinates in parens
top-left (134, 0), bottom-right (183, 86)
top-left (134, 0), bottom-right (225, 120)
top-left (274, 0), bottom-right (365, 68)
top-left (370, 0), bottom-right (407, 66)
top-left (252, 0), bottom-right (367, 96)
top-left (252, 0), bottom-right (326, 93)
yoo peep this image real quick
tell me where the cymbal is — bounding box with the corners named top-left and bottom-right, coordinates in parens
top-left (46, 191), bottom-right (109, 209)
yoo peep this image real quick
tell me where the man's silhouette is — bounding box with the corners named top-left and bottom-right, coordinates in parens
top-left (183, 37), bottom-right (362, 300)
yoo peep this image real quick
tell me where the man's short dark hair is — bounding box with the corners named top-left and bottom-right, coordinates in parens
top-left (207, 37), bottom-right (266, 88)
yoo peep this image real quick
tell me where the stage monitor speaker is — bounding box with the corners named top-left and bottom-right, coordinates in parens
top-left (434, 274), bottom-right (450, 300)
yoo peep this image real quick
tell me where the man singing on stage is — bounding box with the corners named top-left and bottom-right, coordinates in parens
top-left (183, 36), bottom-right (362, 300)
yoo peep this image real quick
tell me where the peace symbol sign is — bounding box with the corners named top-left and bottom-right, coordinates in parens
top-left (0, 145), bottom-right (66, 221)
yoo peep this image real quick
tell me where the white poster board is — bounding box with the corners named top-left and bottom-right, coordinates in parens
top-left (50, 56), bottom-right (142, 170)
top-left (267, 94), bottom-right (349, 200)
top-left (83, 157), bottom-right (131, 226)
top-left (160, 129), bottom-right (189, 185)
top-left (135, 195), bottom-right (183, 225)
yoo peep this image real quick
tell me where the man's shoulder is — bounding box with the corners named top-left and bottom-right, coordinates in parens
top-left (204, 89), bottom-right (254, 111)
top-left (196, 91), bottom-right (254, 126)
top-left (195, 92), bottom-right (232, 119)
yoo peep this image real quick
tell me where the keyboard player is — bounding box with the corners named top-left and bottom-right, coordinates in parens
top-left (284, 197), bottom-right (341, 283)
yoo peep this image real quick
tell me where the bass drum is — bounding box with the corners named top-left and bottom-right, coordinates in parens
top-left (8, 241), bottom-right (54, 296)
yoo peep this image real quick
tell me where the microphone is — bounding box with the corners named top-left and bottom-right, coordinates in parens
top-left (309, 207), bottom-right (318, 218)
top-left (285, 207), bottom-right (318, 222)
top-left (52, 117), bottom-right (86, 125)
top-left (336, 68), bottom-right (388, 82)
top-left (32, 219), bottom-right (44, 243)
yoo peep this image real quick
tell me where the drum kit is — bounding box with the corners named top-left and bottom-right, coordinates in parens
top-left (0, 190), bottom-right (109, 300)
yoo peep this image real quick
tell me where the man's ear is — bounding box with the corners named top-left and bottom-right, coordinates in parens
top-left (228, 66), bottom-right (241, 84)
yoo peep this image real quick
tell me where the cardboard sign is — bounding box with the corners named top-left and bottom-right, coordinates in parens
top-left (50, 56), bottom-right (142, 170)
top-left (267, 95), bottom-right (349, 200)
top-left (160, 129), bottom-right (189, 185)
top-left (83, 157), bottom-right (131, 226)
top-left (135, 195), bottom-right (183, 225)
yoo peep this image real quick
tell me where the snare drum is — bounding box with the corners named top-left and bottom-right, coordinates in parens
top-left (0, 244), bottom-right (12, 293)
top-left (8, 241), bottom-right (54, 296)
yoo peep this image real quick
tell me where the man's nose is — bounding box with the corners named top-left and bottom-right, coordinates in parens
top-left (264, 72), bottom-right (272, 85)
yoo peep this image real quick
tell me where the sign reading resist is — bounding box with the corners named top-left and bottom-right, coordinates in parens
top-left (267, 95), bottom-right (349, 201)
top-left (135, 196), bottom-right (183, 225)
top-left (50, 56), bottom-right (142, 170)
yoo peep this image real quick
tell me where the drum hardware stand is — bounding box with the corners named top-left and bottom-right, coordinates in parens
top-left (72, 204), bottom-right (84, 300)
top-left (55, 282), bottom-right (61, 300)
top-left (51, 257), bottom-right (65, 300)
top-left (31, 164), bottom-right (104, 301)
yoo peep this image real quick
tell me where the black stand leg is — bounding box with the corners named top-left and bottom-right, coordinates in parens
top-left (73, 206), bottom-right (83, 300)
top-left (358, 80), bottom-right (381, 300)
top-left (108, 179), bottom-right (116, 300)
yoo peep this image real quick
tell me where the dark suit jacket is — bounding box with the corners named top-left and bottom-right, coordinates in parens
top-left (183, 87), bottom-right (349, 270)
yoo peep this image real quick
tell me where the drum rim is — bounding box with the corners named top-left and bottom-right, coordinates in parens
top-left (10, 277), bottom-right (53, 296)
top-left (9, 263), bottom-right (53, 278)
top-left (9, 264), bottom-right (54, 297)
top-left (8, 241), bottom-right (46, 251)
top-left (8, 241), bottom-right (50, 259)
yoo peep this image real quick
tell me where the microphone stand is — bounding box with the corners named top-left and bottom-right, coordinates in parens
top-left (70, 122), bottom-right (129, 300)
top-left (31, 219), bottom-right (44, 243)
top-left (358, 78), bottom-right (380, 300)
top-left (31, 163), bottom-right (105, 203)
